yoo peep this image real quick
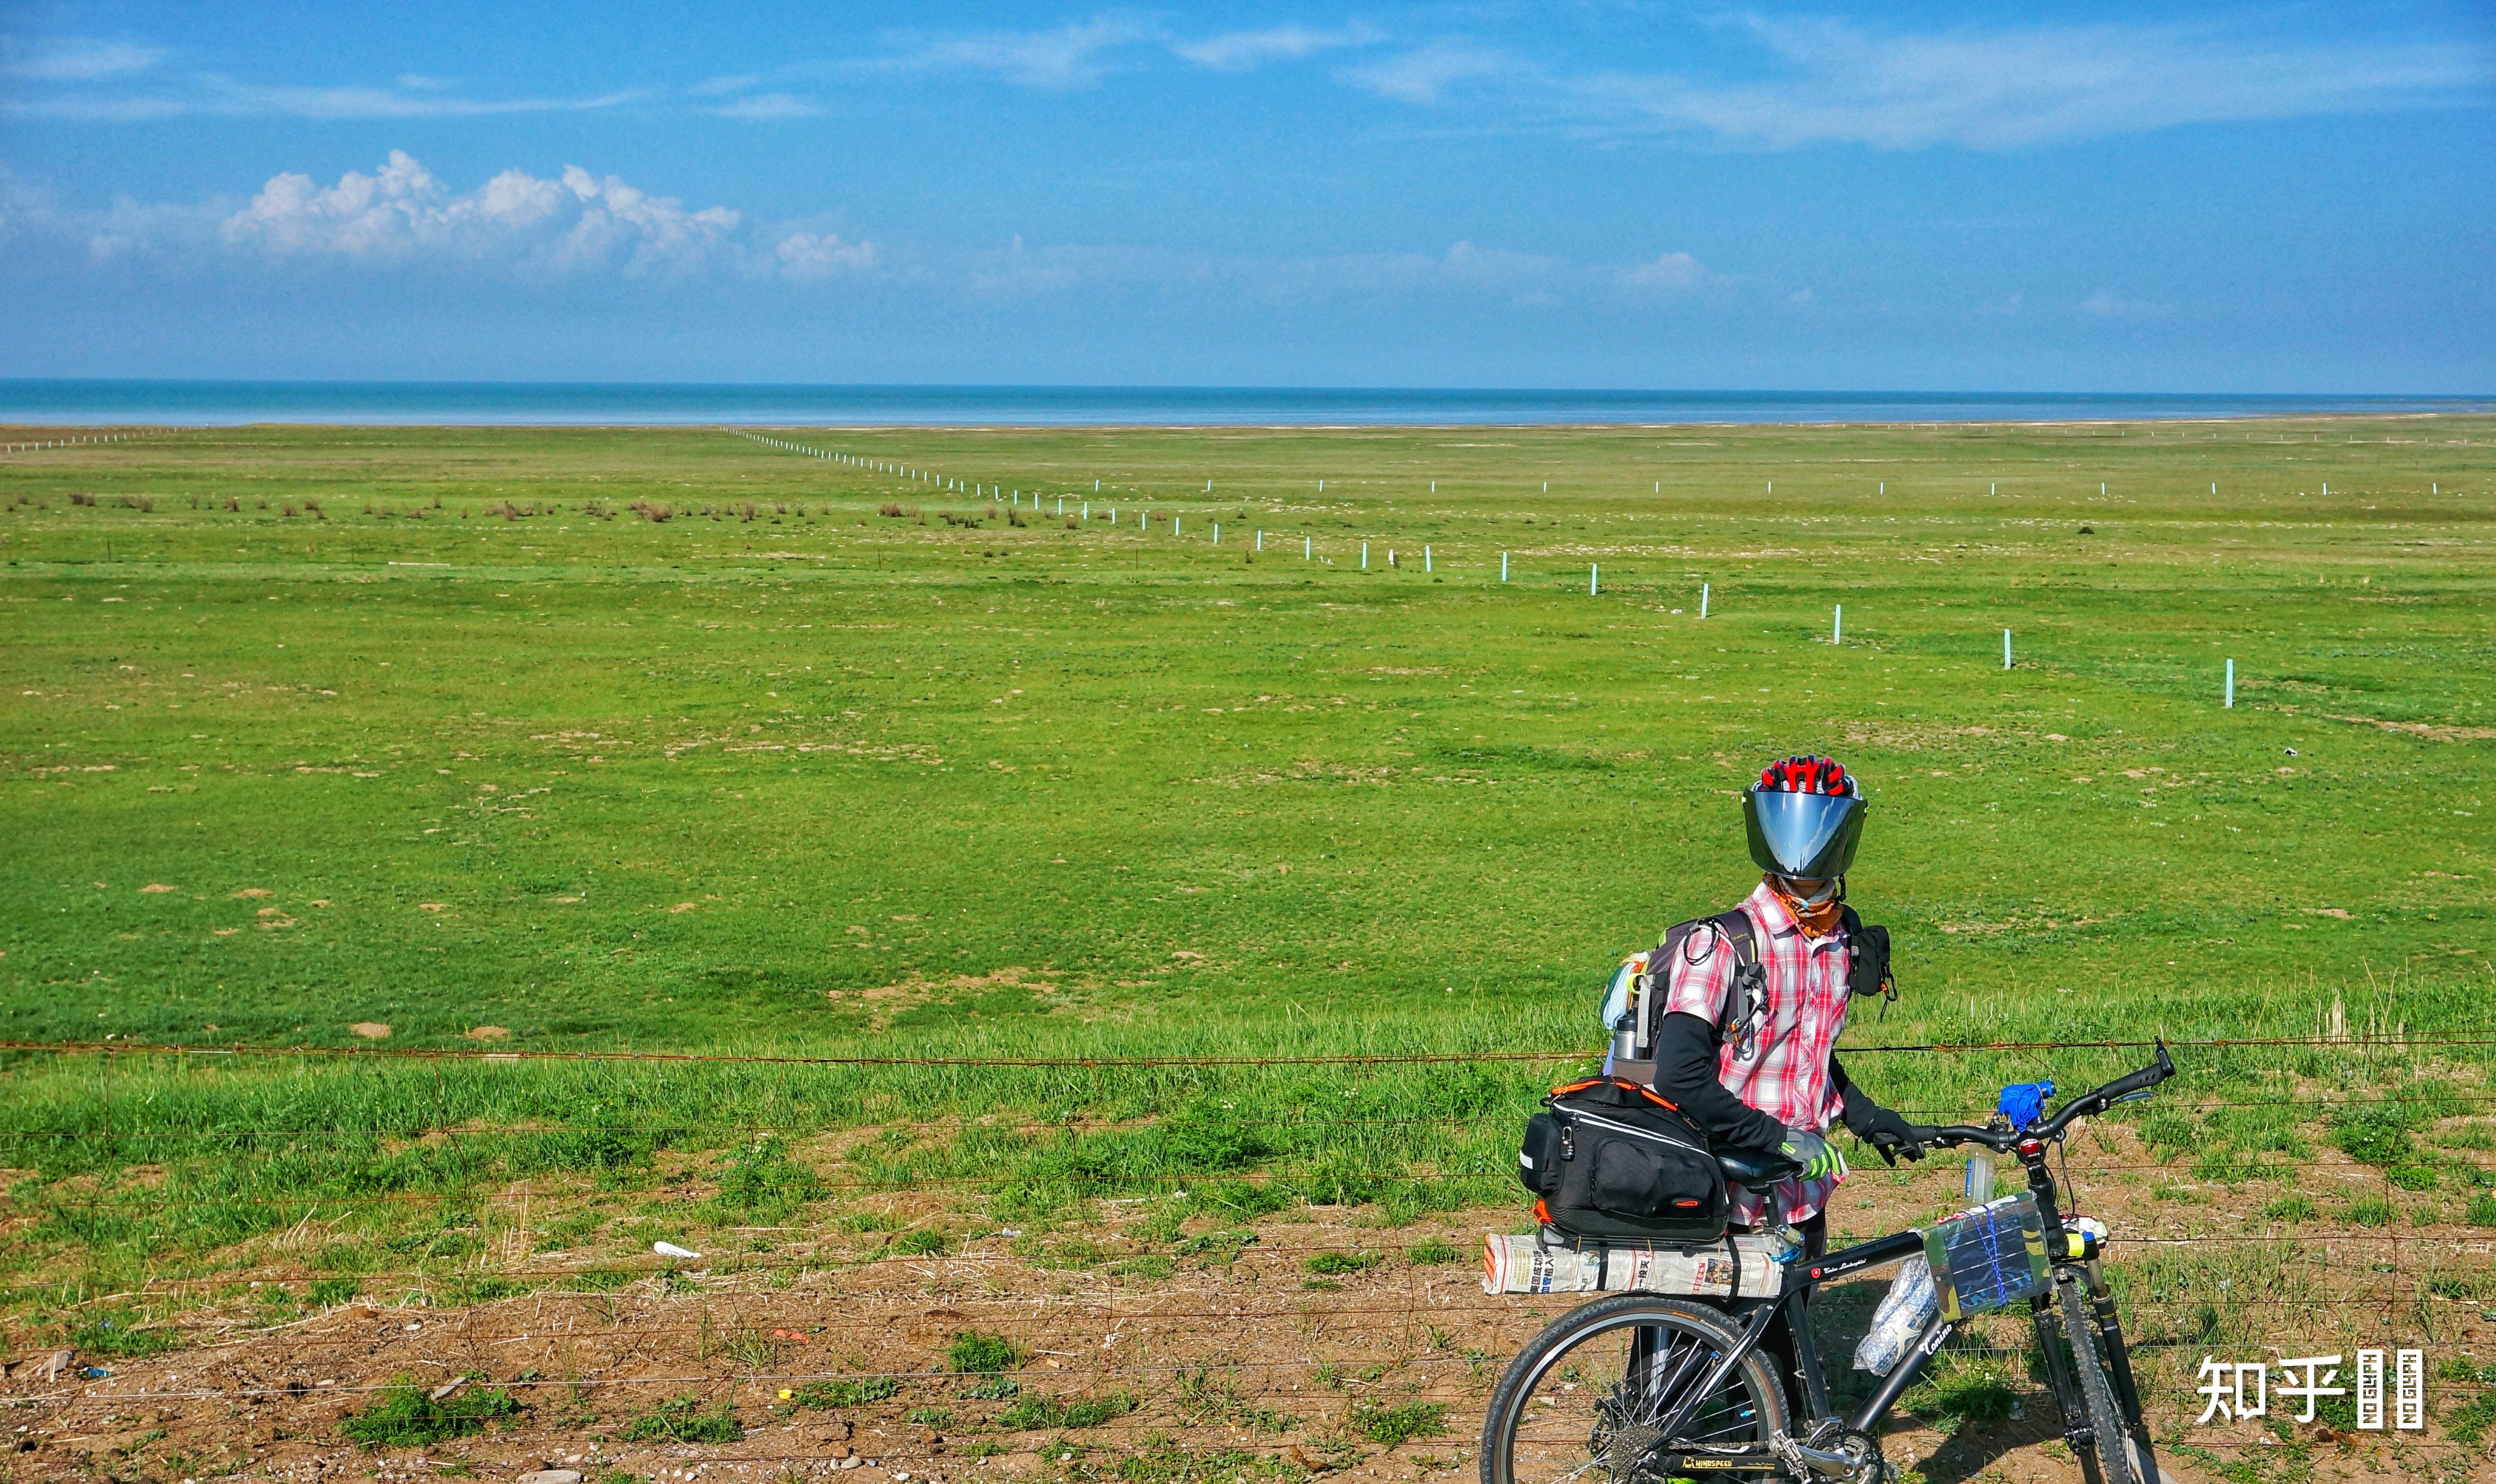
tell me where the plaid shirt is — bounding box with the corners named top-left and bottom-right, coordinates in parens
top-left (1661, 879), bottom-right (1855, 1226)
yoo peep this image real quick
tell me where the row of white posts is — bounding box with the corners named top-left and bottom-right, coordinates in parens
top-left (730, 433), bottom-right (2248, 706)
top-left (3, 430), bottom-right (167, 454)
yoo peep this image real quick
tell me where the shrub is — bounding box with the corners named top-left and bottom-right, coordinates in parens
top-left (948, 1331), bottom-right (1027, 1374)
top-left (2259, 1195), bottom-right (2316, 1222)
top-left (788, 1376), bottom-right (901, 1409)
top-left (72, 1312), bottom-right (176, 1357)
top-left (2331, 1104), bottom-right (2417, 1167)
top-left (1353, 1401), bottom-right (1446, 1446)
top-left (879, 503), bottom-right (908, 518)
top-left (1303, 1250), bottom-right (1383, 1276)
top-left (339, 1377), bottom-right (519, 1448)
top-left (889, 1228), bottom-right (948, 1257)
top-left (620, 1395), bottom-right (740, 1443)
top-left (707, 1136), bottom-right (823, 1222)
top-left (1407, 1239), bottom-right (1460, 1266)
top-left (309, 1277), bottom-right (359, 1307)
top-left (999, 1393), bottom-right (1136, 1430)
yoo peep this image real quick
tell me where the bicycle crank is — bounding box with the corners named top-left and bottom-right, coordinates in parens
top-left (1768, 1426), bottom-right (1886, 1484)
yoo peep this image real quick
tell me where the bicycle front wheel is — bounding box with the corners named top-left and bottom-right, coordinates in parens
top-left (1481, 1294), bottom-right (1789, 1484)
top-left (2059, 1278), bottom-right (2142, 1484)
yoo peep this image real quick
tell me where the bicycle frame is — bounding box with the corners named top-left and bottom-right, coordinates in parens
top-left (1642, 1047), bottom-right (2173, 1478)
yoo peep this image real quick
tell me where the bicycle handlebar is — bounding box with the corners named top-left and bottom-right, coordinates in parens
top-left (1908, 1040), bottom-right (2175, 1154)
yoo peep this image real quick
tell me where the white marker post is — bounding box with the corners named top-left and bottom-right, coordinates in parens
top-left (1212, 523), bottom-right (1220, 545)
top-left (1430, 481), bottom-right (1436, 493)
top-left (1204, 481), bottom-right (1212, 493)
top-left (1424, 546), bottom-right (1432, 573)
top-left (1542, 481), bottom-right (1548, 493)
top-left (1095, 480), bottom-right (1101, 492)
top-left (1175, 516), bottom-right (1182, 536)
top-left (1700, 583), bottom-right (1709, 618)
top-left (1990, 483), bottom-right (1996, 494)
top-left (1501, 552), bottom-right (1509, 582)
top-left (1362, 543), bottom-right (1369, 570)
top-left (1833, 605), bottom-right (1843, 644)
top-left (2210, 484), bottom-right (2217, 495)
top-left (2225, 660), bottom-right (2235, 709)
top-left (1304, 535), bottom-right (1312, 559)
top-left (1319, 480), bottom-right (1325, 492)
top-left (1590, 564), bottom-right (1599, 594)
top-left (1879, 482), bottom-right (1885, 494)
top-left (1256, 530), bottom-right (1263, 551)
top-left (2004, 629), bottom-right (2013, 670)
top-left (2322, 483), bottom-right (2329, 496)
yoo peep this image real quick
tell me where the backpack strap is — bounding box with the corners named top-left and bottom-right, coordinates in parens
top-left (1642, 909), bottom-right (1766, 1056)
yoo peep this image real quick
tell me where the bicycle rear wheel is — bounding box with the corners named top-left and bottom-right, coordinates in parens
top-left (1481, 1294), bottom-right (1788, 1484)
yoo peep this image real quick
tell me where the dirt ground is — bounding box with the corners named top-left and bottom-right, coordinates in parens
top-left (7, 1131), bottom-right (2492, 1484)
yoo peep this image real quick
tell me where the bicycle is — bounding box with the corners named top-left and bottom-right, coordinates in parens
top-left (1481, 1043), bottom-right (2175, 1484)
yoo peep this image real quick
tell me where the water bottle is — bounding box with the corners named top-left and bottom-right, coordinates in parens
top-left (1964, 1149), bottom-right (1994, 1205)
top-left (1852, 1254), bottom-right (1939, 1376)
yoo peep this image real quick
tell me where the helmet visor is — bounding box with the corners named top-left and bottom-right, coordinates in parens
top-left (1744, 787), bottom-right (1866, 879)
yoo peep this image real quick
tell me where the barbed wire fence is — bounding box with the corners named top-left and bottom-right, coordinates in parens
top-left (4, 1031), bottom-right (2492, 1470)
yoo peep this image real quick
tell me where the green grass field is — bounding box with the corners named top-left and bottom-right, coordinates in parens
top-left (3, 417), bottom-right (2492, 1477)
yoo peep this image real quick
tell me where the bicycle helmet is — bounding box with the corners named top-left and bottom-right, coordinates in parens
top-left (1743, 753), bottom-right (1866, 879)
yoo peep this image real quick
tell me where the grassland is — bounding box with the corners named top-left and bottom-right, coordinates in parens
top-left (2, 416), bottom-right (2492, 1480)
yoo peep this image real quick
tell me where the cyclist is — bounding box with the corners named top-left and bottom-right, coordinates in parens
top-left (1649, 754), bottom-right (1924, 1261)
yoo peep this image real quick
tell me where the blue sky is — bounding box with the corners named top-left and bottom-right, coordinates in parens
top-left (2, 3), bottom-right (2490, 389)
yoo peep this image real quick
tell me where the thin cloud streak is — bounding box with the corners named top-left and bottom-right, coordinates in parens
top-left (0, 36), bottom-right (164, 81)
top-left (1339, 17), bottom-right (2493, 149)
top-left (1343, 39), bottom-right (1519, 105)
top-left (885, 16), bottom-right (1158, 90)
top-left (1173, 23), bottom-right (1383, 72)
top-left (5, 79), bottom-right (644, 121)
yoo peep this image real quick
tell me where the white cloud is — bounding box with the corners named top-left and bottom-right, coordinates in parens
top-left (777, 230), bottom-right (878, 279)
top-left (712, 92), bottom-right (821, 121)
top-left (1625, 251), bottom-right (1703, 289)
top-left (900, 17), bottom-right (1155, 90)
top-left (1174, 23), bottom-right (1382, 73)
top-left (0, 37), bottom-right (164, 82)
top-left (217, 151), bottom-right (749, 276)
top-left (1344, 40), bottom-right (1514, 104)
top-left (1567, 18), bottom-right (2496, 150)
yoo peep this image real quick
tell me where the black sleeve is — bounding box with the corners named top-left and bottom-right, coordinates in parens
top-left (1653, 1011), bottom-right (1787, 1154)
top-left (1829, 1054), bottom-right (1884, 1137)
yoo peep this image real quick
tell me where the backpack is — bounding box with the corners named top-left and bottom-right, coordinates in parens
top-left (1607, 906), bottom-right (1894, 1082)
top-left (1517, 1076), bottom-right (1730, 1244)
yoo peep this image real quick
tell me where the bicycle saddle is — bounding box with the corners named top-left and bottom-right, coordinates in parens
top-left (1716, 1148), bottom-right (1803, 1188)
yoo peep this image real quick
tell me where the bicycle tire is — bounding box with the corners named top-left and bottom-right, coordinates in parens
top-left (2059, 1278), bottom-right (2141, 1484)
top-left (1480, 1294), bottom-right (1788, 1484)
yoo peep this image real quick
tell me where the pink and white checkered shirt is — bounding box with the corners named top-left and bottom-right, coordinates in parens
top-left (1661, 879), bottom-right (1855, 1226)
